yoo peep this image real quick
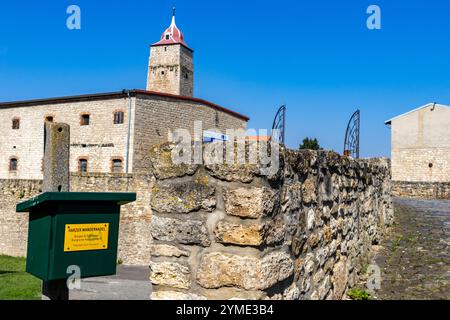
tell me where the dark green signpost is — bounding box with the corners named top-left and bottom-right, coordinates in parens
top-left (17, 192), bottom-right (136, 282)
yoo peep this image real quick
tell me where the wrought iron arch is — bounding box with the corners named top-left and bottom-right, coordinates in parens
top-left (343, 109), bottom-right (360, 159)
top-left (271, 105), bottom-right (286, 144)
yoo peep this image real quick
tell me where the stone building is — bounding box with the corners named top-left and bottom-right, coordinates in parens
top-left (0, 13), bottom-right (248, 180)
top-left (385, 103), bottom-right (450, 198)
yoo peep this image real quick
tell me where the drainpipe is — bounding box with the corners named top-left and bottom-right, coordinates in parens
top-left (124, 89), bottom-right (132, 173)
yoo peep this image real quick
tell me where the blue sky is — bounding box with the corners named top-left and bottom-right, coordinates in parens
top-left (1, 0), bottom-right (449, 157)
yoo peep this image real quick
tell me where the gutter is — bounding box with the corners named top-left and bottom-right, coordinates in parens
top-left (124, 89), bottom-right (132, 173)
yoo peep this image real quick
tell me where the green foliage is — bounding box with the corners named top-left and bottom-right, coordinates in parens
top-left (299, 137), bottom-right (322, 150)
top-left (347, 288), bottom-right (371, 300)
top-left (0, 255), bottom-right (41, 300)
top-left (117, 258), bottom-right (123, 265)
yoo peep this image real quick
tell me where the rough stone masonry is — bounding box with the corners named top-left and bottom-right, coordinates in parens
top-left (148, 143), bottom-right (393, 300)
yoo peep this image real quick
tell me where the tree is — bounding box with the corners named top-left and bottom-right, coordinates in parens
top-left (299, 137), bottom-right (322, 150)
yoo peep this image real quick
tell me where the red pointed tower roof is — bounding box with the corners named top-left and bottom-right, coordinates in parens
top-left (152, 8), bottom-right (191, 50)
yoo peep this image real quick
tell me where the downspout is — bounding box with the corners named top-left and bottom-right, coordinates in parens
top-left (124, 89), bottom-right (132, 173)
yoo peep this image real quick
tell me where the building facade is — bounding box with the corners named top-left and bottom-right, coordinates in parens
top-left (385, 103), bottom-right (450, 198)
top-left (0, 14), bottom-right (248, 180)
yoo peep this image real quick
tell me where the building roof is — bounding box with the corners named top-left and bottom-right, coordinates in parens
top-left (384, 102), bottom-right (450, 125)
top-left (151, 12), bottom-right (191, 51)
top-left (0, 89), bottom-right (250, 121)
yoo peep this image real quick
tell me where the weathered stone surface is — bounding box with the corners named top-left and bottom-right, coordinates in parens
top-left (197, 251), bottom-right (293, 290)
top-left (150, 261), bottom-right (191, 289)
top-left (332, 259), bottom-right (348, 299)
top-left (150, 244), bottom-right (190, 257)
top-left (151, 216), bottom-right (211, 246)
top-left (214, 221), bottom-right (265, 246)
top-left (151, 291), bottom-right (207, 300)
top-left (149, 143), bottom-right (198, 180)
top-left (224, 187), bottom-right (277, 219)
top-left (302, 177), bottom-right (317, 204)
top-left (206, 163), bottom-right (259, 183)
top-left (265, 216), bottom-right (286, 245)
top-left (151, 180), bottom-right (215, 214)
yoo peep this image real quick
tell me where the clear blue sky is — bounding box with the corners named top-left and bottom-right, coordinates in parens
top-left (1, 0), bottom-right (449, 157)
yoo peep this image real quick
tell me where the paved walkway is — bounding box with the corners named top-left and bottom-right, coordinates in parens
top-left (371, 198), bottom-right (450, 300)
top-left (70, 265), bottom-right (152, 300)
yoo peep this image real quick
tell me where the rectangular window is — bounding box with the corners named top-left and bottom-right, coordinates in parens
top-left (79, 159), bottom-right (88, 172)
top-left (114, 111), bottom-right (124, 124)
top-left (9, 158), bottom-right (18, 171)
top-left (80, 114), bottom-right (90, 126)
top-left (12, 118), bottom-right (20, 130)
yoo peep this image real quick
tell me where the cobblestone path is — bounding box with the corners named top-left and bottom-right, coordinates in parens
top-left (371, 198), bottom-right (449, 300)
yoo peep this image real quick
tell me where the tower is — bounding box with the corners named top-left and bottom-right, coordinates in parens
top-left (146, 9), bottom-right (194, 97)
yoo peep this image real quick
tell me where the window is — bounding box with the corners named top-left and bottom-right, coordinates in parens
top-left (114, 111), bottom-right (124, 124)
top-left (78, 158), bottom-right (88, 172)
top-left (9, 158), bottom-right (18, 172)
top-left (161, 71), bottom-right (165, 75)
top-left (111, 159), bottom-right (123, 173)
top-left (80, 114), bottom-right (90, 126)
top-left (165, 34), bottom-right (170, 40)
top-left (12, 118), bottom-right (20, 130)
top-left (185, 73), bottom-right (189, 79)
top-left (45, 116), bottom-right (54, 122)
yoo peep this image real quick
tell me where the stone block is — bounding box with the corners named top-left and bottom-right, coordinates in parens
top-left (224, 187), bottom-right (277, 219)
top-left (150, 261), bottom-right (191, 289)
top-left (214, 221), bottom-right (265, 246)
top-left (151, 180), bottom-right (215, 214)
top-left (151, 215), bottom-right (211, 246)
top-left (197, 251), bottom-right (293, 290)
top-left (332, 259), bottom-right (348, 299)
top-left (149, 143), bottom-right (198, 179)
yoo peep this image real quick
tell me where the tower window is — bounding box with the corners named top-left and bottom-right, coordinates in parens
top-left (80, 114), bottom-right (90, 126)
top-left (185, 73), bottom-right (189, 79)
top-left (114, 111), bottom-right (124, 124)
top-left (165, 34), bottom-right (170, 40)
top-left (9, 158), bottom-right (18, 172)
top-left (78, 158), bottom-right (88, 172)
top-left (111, 158), bottom-right (123, 173)
top-left (12, 118), bottom-right (20, 130)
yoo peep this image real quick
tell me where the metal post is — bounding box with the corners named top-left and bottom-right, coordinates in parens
top-left (41, 122), bottom-right (70, 300)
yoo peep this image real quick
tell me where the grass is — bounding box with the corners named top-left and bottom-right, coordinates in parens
top-left (0, 255), bottom-right (42, 300)
top-left (347, 288), bottom-right (371, 300)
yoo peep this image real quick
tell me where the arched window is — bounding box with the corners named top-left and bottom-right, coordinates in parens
top-left (78, 158), bottom-right (88, 172)
top-left (111, 158), bottom-right (123, 173)
top-left (9, 158), bottom-right (18, 172)
top-left (12, 118), bottom-right (20, 130)
top-left (113, 111), bottom-right (124, 124)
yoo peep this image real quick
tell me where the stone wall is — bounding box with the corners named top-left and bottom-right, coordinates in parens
top-left (0, 179), bottom-right (42, 257)
top-left (148, 145), bottom-right (393, 300)
top-left (0, 173), bottom-right (154, 266)
top-left (392, 181), bottom-right (450, 200)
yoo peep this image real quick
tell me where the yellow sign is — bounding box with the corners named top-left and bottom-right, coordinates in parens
top-left (64, 223), bottom-right (109, 252)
